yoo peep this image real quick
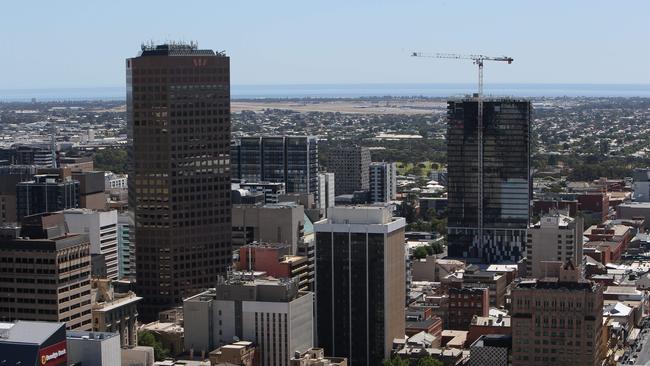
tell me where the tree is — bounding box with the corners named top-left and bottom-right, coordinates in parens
top-left (430, 217), bottom-right (447, 236)
top-left (413, 246), bottom-right (429, 259)
top-left (94, 147), bottom-right (128, 173)
top-left (383, 355), bottom-right (410, 366)
top-left (430, 241), bottom-right (444, 255)
top-left (138, 330), bottom-right (170, 361)
top-left (417, 356), bottom-right (443, 366)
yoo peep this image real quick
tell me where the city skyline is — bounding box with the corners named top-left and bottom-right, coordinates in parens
top-left (1, 2), bottom-right (650, 364)
top-left (2, 1), bottom-right (650, 89)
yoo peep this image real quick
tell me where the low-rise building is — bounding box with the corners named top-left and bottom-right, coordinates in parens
top-left (467, 314), bottom-right (511, 345)
top-left (67, 331), bottom-right (121, 366)
top-left (463, 266), bottom-right (508, 308)
top-left (412, 256), bottom-right (464, 282)
top-left (469, 334), bottom-right (511, 366)
top-left (0, 321), bottom-right (68, 366)
top-left (584, 222), bottom-right (632, 262)
top-left (618, 202), bottom-right (650, 224)
top-left (290, 348), bottom-right (348, 366)
top-left (121, 346), bottom-right (155, 366)
top-left (139, 321), bottom-right (185, 357)
top-left (209, 340), bottom-right (256, 366)
top-left (91, 278), bottom-right (141, 347)
top-left (448, 287), bottom-right (489, 330)
top-left (184, 276), bottom-right (313, 366)
top-left (405, 310), bottom-right (442, 339)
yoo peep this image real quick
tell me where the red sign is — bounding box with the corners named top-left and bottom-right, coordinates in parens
top-left (38, 341), bottom-right (67, 366)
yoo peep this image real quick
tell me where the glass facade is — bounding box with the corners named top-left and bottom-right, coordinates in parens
top-left (315, 231), bottom-right (386, 366)
top-left (16, 178), bottom-right (80, 219)
top-left (447, 99), bottom-right (531, 262)
top-left (127, 44), bottom-right (231, 321)
top-left (232, 136), bottom-right (319, 201)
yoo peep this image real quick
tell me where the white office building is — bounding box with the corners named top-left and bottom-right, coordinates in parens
top-left (317, 173), bottom-right (335, 210)
top-left (63, 209), bottom-right (119, 279)
top-left (526, 212), bottom-right (583, 278)
top-left (184, 276), bottom-right (313, 366)
top-left (369, 162), bottom-right (397, 203)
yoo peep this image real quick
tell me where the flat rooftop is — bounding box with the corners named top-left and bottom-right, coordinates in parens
top-left (139, 43), bottom-right (221, 57)
top-left (0, 320), bottom-right (64, 345)
top-left (67, 331), bottom-right (119, 341)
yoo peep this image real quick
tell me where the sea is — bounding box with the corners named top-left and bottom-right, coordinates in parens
top-left (0, 83), bottom-right (649, 102)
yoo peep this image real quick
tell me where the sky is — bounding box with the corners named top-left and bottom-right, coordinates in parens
top-left (1, 0), bottom-right (649, 89)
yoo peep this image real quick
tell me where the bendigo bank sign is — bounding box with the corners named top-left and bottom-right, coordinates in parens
top-left (38, 341), bottom-right (67, 366)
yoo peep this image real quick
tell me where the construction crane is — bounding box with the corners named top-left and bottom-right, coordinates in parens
top-left (411, 52), bottom-right (513, 255)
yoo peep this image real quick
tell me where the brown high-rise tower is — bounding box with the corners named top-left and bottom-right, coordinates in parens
top-left (127, 43), bottom-right (231, 320)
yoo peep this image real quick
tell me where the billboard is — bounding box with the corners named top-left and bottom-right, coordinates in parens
top-left (38, 341), bottom-right (67, 366)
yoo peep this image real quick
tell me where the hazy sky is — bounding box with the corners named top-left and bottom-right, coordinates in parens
top-left (1, 0), bottom-right (649, 88)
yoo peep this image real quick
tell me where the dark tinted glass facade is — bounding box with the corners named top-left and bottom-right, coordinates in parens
top-left (447, 99), bottom-right (531, 262)
top-left (315, 231), bottom-right (386, 366)
top-left (16, 179), bottom-right (79, 219)
top-left (127, 44), bottom-right (231, 321)
top-left (231, 136), bottom-right (319, 199)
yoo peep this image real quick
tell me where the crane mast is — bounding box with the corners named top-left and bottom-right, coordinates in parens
top-left (411, 52), bottom-right (513, 257)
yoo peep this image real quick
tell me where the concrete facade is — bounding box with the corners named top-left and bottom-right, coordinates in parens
top-left (328, 145), bottom-right (370, 196)
top-left (209, 341), bottom-right (256, 366)
top-left (63, 208), bottom-right (119, 280)
top-left (511, 263), bottom-right (605, 366)
top-left (67, 331), bottom-right (121, 366)
top-left (232, 203), bottom-right (305, 252)
top-left (314, 206), bottom-right (406, 366)
top-left (237, 243), bottom-right (313, 291)
top-left (526, 213), bottom-right (583, 279)
top-left (91, 279), bottom-right (141, 347)
top-left (184, 277), bottom-right (314, 366)
top-left (0, 213), bottom-right (92, 330)
top-left (317, 172), bottom-right (335, 211)
top-left (617, 202), bottom-right (650, 224)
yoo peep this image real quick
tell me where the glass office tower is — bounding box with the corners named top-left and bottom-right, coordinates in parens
top-left (447, 98), bottom-right (531, 263)
top-left (232, 136), bottom-right (319, 202)
top-left (127, 43), bottom-right (231, 320)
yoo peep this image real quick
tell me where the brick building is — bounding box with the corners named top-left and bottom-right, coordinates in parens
top-left (448, 287), bottom-right (489, 330)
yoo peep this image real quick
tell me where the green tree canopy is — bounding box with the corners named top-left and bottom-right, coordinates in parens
top-left (430, 241), bottom-right (444, 255)
top-left (413, 246), bottom-right (429, 259)
top-left (383, 355), bottom-right (410, 366)
top-left (94, 147), bottom-right (128, 173)
top-left (138, 330), bottom-right (170, 361)
top-left (417, 356), bottom-right (444, 366)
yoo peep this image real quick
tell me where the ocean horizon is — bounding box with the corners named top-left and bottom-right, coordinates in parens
top-left (0, 83), bottom-right (649, 102)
